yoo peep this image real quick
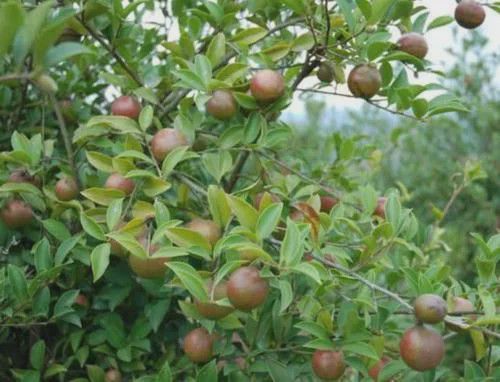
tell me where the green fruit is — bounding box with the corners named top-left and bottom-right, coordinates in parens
top-left (347, 64), bottom-right (381, 99)
top-left (150, 128), bottom-right (189, 162)
top-left (206, 90), bottom-right (237, 120)
top-left (250, 70), bottom-right (285, 103)
top-left (311, 350), bottom-right (346, 380)
top-left (227, 266), bottom-right (269, 311)
top-left (34, 74), bottom-right (58, 93)
top-left (183, 328), bottom-right (214, 363)
top-left (414, 294), bottom-right (447, 324)
top-left (399, 325), bottom-right (445, 371)
top-left (397, 33), bottom-right (428, 59)
top-left (1, 200), bottom-right (33, 229)
top-left (455, 0), bottom-right (485, 29)
top-left (317, 61), bottom-right (335, 83)
top-left (104, 173), bottom-right (135, 196)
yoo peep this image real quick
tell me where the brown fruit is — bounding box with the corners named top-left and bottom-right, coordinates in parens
top-left (397, 33), bottom-right (428, 59)
top-left (105, 173), bottom-right (135, 196)
top-left (414, 294), bottom-right (447, 324)
top-left (399, 325), bottom-right (445, 371)
top-left (59, 99), bottom-right (77, 123)
top-left (447, 297), bottom-right (475, 332)
top-left (290, 209), bottom-right (305, 221)
top-left (55, 177), bottom-right (79, 201)
top-left (317, 61), bottom-right (335, 83)
top-left (206, 90), bottom-right (237, 120)
top-left (128, 235), bottom-right (169, 278)
top-left (254, 192), bottom-right (280, 210)
top-left (374, 197), bottom-right (387, 218)
top-left (250, 69), bottom-right (285, 103)
top-left (8, 169), bottom-right (41, 188)
top-left (320, 196), bottom-right (338, 213)
top-left (74, 294), bottom-right (89, 308)
top-left (368, 356), bottom-right (391, 381)
top-left (227, 266), bottom-right (269, 311)
top-left (183, 328), bottom-right (214, 363)
top-left (311, 350), bottom-right (346, 380)
top-left (1, 200), bottom-right (33, 229)
top-left (195, 280), bottom-right (234, 320)
top-left (185, 218), bottom-right (221, 246)
top-left (111, 96), bottom-right (141, 119)
top-left (347, 64), bottom-right (381, 99)
top-left (150, 128), bottom-right (189, 162)
top-left (455, 0), bottom-right (485, 29)
top-left (104, 369), bottom-right (122, 382)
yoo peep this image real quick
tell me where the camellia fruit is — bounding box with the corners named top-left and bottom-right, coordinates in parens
top-left (34, 74), bottom-right (58, 93)
top-left (317, 61), bottom-right (336, 83)
top-left (128, 235), bottom-right (169, 279)
top-left (254, 192), bottom-right (280, 210)
top-left (414, 294), bottom-right (447, 324)
top-left (104, 369), bottom-right (122, 382)
top-left (399, 325), bottom-right (445, 371)
top-left (150, 128), bottom-right (188, 162)
top-left (397, 33), bottom-right (428, 59)
top-left (455, 0), bottom-right (486, 29)
top-left (227, 266), bottom-right (269, 311)
top-left (206, 90), bottom-right (237, 120)
top-left (74, 294), bottom-right (89, 308)
top-left (1, 200), bottom-right (33, 229)
top-left (8, 169), bottom-right (41, 188)
top-left (311, 350), bottom-right (346, 380)
top-left (320, 195), bottom-right (338, 213)
top-left (185, 218), bottom-right (221, 246)
top-left (250, 69), bottom-right (285, 103)
top-left (447, 296), bottom-right (476, 332)
top-left (183, 327), bottom-right (214, 363)
top-left (59, 99), bottom-right (77, 123)
top-left (368, 356), bottom-right (391, 381)
top-left (347, 64), bottom-right (381, 99)
top-left (194, 280), bottom-right (234, 320)
top-left (111, 95), bottom-right (141, 119)
top-left (374, 197), bottom-right (387, 218)
top-left (55, 177), bottom-right (79, 201)
top-left (105, 173), bottom-right (135, 196)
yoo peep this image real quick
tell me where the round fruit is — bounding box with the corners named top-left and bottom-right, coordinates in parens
top-left (58, 27), bottom-right (82, 43)
top-left (347, 64), bottom-right (381, 99)
top-left (399, 325), bottom-right (445, 371)
top-left (59, 99), bottom-right (77, 123)
top-left (194, 280), bottom-right (234, 320)
top-left (311, 350), bottom-right (346, 380)
top-left (397, 33), bottom-right (428, 59)
top-left (368, 356), bottom-right (391, 381)
top-left (55, 177), bottom-right (79, 201)
top-left (104, 173), bottom-right (135, 196)
top-left (317, 61), bottom-right (335, 83)
top-left (74, 294), bottom-right (89, 308)
top-left (8, 169), bottom-right (40, 188)
top-left (374, 197), bottom-right (387, 218)
top-left (414, 294), bottom-right (447, 324)
top-left (111, 95), bottom-right (141, 119)
top-left (206, 90), bottom-right (237, 120)
top-left (34, 74), bottom-right (58, 93)
top-left (320, 196), bottom-right (338, 213)
top-left (455, 0), bottom-right (485, 29)
top-left (447, 297), bottom-right (475, 332)
top-left (254, 192), bottom-right (280, 210)
top-left (185, 218), bottom-right (221, 246)
top-left (104, 369), bottom-right (122, 382)
top-left (1, 200), bottom-right (33, 229)
top-left (227, 266), bottom-right (269, 311)
top-left (290, 209), bottom-right (305, 221)
top-left (250, 69), bottom-right (285, 103)
top-left (183, 328), bottom-right (214, 363)
top-left (128, 235), bottom-right (168, 278)
top-left (150, 128), bottom-right (188, 162)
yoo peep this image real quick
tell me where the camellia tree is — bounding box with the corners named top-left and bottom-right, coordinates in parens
top-left (0, 1), bottom-right (499, 381)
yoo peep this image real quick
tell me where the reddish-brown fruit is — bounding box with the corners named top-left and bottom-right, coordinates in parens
top-left (254, 192), bottom-right (280, 210)
top-left (105, 369), bottom-right (122, 382)
top-left (185, 218), bottom-right (221, 246)
top-left (1, 200), bottom-right (33, 229)
top-left (194, 280), bottom-right (234, 320)
top-left (317, 61), bottom-right (335, 83)
top-left (111, 96), bottom-right (141, 119)
top-left (320, 196), bottom-right (338, 213)
top-left (128, 235), bottom-right (168, 278)
top-left (399, 326), bottom-right (445, 371)
top-left (397, 33), bottom-right (428, 59)
top-left (374, 197), bottom-right (387, 218)
top-left (455, 0), bottom-right (486, 29)
top-left (368, 356), bottom-right (391, 381)
top-left (414, 294), bottom-right (447, 324)
top-left (311, 350), bottom-right (346, 380)
top-left (183, 328), bottom-right (214, 363)
top-left (290, 209), bottom-right (305, 221)
top-left (347, 64), bottom-right (381, 99)
top-left (227, 266), bottom-right (269, 311)
top-left (55, 177), bottom-right (79, 201)
top-left (8, 169), bottom-right (41, 188)
top-left (105, 173), bottom-right (135, 196)
top-left (206, 90), bottom-right (237, 120)
top-left (74, 294), bottom-right (89, 308)
top-left (59, 99), bottom-right (77, 123)
top-left (250, 69), bottom-right (285, 103)
top-left (447, 297), bottom-right (475, 332)
top-left (150, 128), bottom-right (189, 162)
top-left (109, 221), bottom-right (128, 258)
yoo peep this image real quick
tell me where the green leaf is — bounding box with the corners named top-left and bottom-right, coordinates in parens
top-left (90, 243), bottom-right (111, 282)
top-left (216, 63), bottom-right (249, 83)
top-left (207, 186), bottom-right (232, 228)
top-left (86, 365), bottom-right (105, 382)
top-left (385, 194), bottom-right (401, 231)
top-left (280, 219), bottom-right (302, 267)
top-left (411, 98), bottom-right (428, 118)
top-left (291, 262), bottom-right (322, 284)
top-left (194, 54), bottom-right (212, 85)
top-left (233, 91), bottom-right (258, 109)
top-left (266, 358), bottom-right (293, 381)
top-left (196, 360), bottom-right (217, 382)
top-left (8, 264), bottom-right (29, 301)
top-left (80, 213), bottom-right (106, 241)
top-left (206, 32), bottom-right (225, 67)
top-left (161, 146), bottom-right (197, 176)
top-left (30, 340), bottom-right (46, 370)
top-left (426, 15), bottom-right (454, 31)
top-left (226, 195), bottom-right (259, 230)
top-left (139, 105), bottom-right (154, 131)
top-left (231, 27), bottom-right (267, 45)
top-left (260, 43), bottom-right (291, 62)
top-left (106, 198), bottom-right (123, 231)
top-left (165, 227), bottom-right (212, 252)
top-left (342, 342), bottom-right (379, 360)
top-left (295, 321), bottom-right (330, 339)
top-left (43, 42), bottom-right (94, 67)
top-left (0, 1), bottom-right (24, 57)
top-left (86, 115), bottom-right (141, 135)
top-left (86, 151), bottom-right (114, 172)
top-left (291, 32), bottom-right (314, 52)
top-left (280, 0), bottom-right (306, 15)
top-left (378, 360), bottom-right (407, 382)
top-left (156, 361), bottom-right (172, 382)
top-left (368, 0), bottom-right (397, 24)
top-left (279, 279), bottom-right (293, 313)
top-left (165, 262), bottom-right (208, 301)
top-left (256, 203), bottom-right (283, 240)
top-left (107, 232), bottom-right (147, 258)
top-left (0, 181), bottom-right (42, 197)
top-left (202, 151), bottom-right (233, 183)
top-left (173, 69), bottom-right (206, 91)
top-left (81, 188), bottom-right (125, 206)
top-left (42, 219), bottom-right (71, 241)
